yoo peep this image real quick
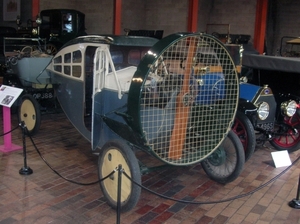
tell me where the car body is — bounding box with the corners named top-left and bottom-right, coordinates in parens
top-left (235, 61), bottom-right (300, 154)
top-left (239, 82), bottom-right (277, 133)
top-left (7, 32), bottom-right (245, 211)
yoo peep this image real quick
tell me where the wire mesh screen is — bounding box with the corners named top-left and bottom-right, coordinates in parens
top-left (140, 33), bottom-right (239, 165)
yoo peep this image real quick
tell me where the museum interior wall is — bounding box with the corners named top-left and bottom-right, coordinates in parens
top-left (0, 0), bottom-right (299, 55)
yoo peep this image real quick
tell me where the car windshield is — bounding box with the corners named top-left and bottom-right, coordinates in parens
top-left (62, 13), bottom-right (73, 32)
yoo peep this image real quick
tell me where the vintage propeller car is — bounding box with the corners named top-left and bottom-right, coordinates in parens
top-left (6, 32), bottom-right (246, 211)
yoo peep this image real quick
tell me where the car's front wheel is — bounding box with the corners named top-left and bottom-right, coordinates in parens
top-left (270, 111), bottom-right (300, 153)
top-left (232, 111), bottom-right (256, 161)
top-left (98, 139), bottom-right (141, 212)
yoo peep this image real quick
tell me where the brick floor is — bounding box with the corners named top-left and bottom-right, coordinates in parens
top-left (0, 111), bottom-right (300, 223)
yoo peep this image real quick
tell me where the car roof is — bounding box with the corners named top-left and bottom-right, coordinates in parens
top-left (61, 35), bottom-right (159, 48)
top-left (40, 9), bottom-right (85, 16)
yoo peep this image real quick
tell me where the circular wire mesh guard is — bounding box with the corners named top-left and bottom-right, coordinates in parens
top-left (139, 33), bottom-right (239, 165)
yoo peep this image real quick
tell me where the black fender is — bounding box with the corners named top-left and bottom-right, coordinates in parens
top-left (237, 98), bottom-right (257, 125)
top-left (237, 98), bottom-right (257, 115)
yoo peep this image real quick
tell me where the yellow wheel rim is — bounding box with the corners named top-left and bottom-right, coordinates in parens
top-left (20, 99), bottom-right (36, 131)
top-left (101, 148), bottom-right (132, 202)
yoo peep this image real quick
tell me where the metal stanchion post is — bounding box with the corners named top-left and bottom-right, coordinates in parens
top-left (116, 164), bottom-right (122, 224)
top-left (19, 122), bottom-right (33, 175)
top-left (289, 174), bottom-right (300, 209)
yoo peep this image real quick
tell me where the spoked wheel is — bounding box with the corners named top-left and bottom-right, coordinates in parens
top-left (98, 139), bottom-right (141, 212)
top-left (18, 94), bottom-right (41, 136)
top-left (45, 44), bottom-right (58, 55)
top-left (270, 112), bottom-right (300, 153)
top-left (201, 130), bottom-right (245, 184)
top-left (232, 111), bottom-right (256, 161)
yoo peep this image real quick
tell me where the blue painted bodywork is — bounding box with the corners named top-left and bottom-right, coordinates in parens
top-left (195, 72), bottom-right (225, 104)
top-left (239, 82), bottom-right (261, 101)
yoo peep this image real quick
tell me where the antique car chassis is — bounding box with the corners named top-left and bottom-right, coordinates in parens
top-left (1, 32), bottom-right (248, 212)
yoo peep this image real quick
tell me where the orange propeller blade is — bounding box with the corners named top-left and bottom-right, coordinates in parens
top-left (168, 38), bottom-right (197, 160)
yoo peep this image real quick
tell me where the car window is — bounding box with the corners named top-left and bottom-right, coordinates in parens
top-left (62, 13), bottom-right (73, 32)
top-left (128, 49), bottom-right (141, 65)
top-left (111, 51), bottom-right (123, 64)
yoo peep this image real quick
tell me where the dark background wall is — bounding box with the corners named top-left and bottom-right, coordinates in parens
top-left (0, 0), bottom-right (298, 55)
top-left (1, 0), bottom-right (32, 27)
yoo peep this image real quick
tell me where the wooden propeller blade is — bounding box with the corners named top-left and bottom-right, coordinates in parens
top-left (168, 38), bottom-right (197, 160)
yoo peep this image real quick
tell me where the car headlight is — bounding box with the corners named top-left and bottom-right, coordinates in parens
top-left (32, 28), bottom-right (38, 35)
top-left (257, 101), bottom-right (269, 120)
top-left (36, 17), bottom-right (42, 25)
top-left (239, 76), bottom-right (248, 83)
top-left (281, 100), bottom-right (297, 117)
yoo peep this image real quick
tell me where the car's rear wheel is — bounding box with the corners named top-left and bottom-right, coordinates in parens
top-left (201, 130), bottom-right (245, 184)
top-left (18, 94), bottom-right (41, 136)
top-left (270, 112), bottom-right (300, 153)
top-left (232, 111), bottom-right (256, 161)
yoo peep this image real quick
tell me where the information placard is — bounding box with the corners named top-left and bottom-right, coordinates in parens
top-left (271, 150), bottom-right (292, 168)
top-left (0, 85), bottom-right (23, 108)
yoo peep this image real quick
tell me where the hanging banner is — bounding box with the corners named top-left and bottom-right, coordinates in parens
top-left (3, 0), bottom-right (20, 21)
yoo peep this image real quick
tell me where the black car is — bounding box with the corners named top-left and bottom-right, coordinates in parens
top-left (37, 9), bottom-right (87, 54)
top-left (2, 9), bottom-right (87, 56)
top-left (233, 54), bottom-right (300, 160)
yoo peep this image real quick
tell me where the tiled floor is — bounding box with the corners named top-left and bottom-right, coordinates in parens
top-left (0, 110), bottom-right (300, 224)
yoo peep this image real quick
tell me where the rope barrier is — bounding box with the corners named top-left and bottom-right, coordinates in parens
top-left (28, 133), bottom-right (115, 185)
top-left (123, 156), bottom-right (300, 205)
top-left (30, 127), bottom-right (300, 205)
top-left (3, 122), bottom-right (299, 207)
top-left (0, 124), bottom-right (20, 137)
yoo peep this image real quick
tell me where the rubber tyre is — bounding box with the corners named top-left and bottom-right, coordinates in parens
top-left (201, 130), bottom-right (245, 184)
top-left (270, 112), bottom-right (300, 153)
top-left (18, 94), bottom-right (41, 136)
top-left (232, 111), bottom-right (256, 161)
top-left (98, 139), bottom-right (141, 212)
